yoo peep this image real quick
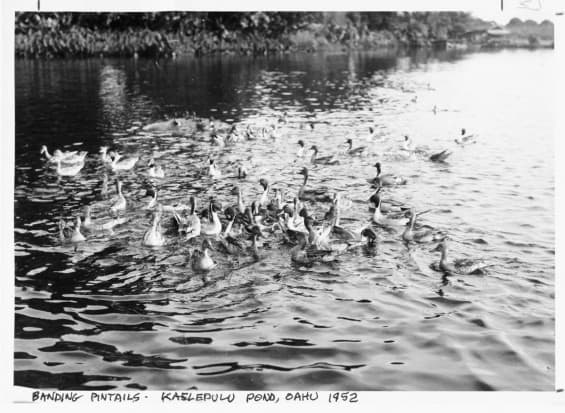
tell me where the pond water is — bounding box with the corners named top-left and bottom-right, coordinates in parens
top-left (14, 49), bottom-right (554, 390)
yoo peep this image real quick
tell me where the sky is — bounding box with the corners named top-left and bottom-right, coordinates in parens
top-left (463, 0), bottom-right (559, 24)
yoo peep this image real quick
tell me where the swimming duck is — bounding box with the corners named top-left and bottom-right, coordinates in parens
top-left (298, 168), bottom-right (333, 203)
top-left (109, 152), bottom-right (139, 171)
top-left (372, 162), bottom-right (407, 186)
top-left (402, 135), bottom-right (414, 152)
top-left (258, 178), bottom-right (270, 208)
top-left (304, 215), bottom-right (333, 249)
top-left (211, 133), bottom-right (225, 147)
top-left (237, 164), bottom-right (248, 179)
top-left (360, 227), bottom-right (378, 247)
top-left (429, 149), bottom-right (452, 163)
top-left (83, 205), bottom-right (126, 232)
top-left (310, 145), bottom-right (340, 165)
top-left (144, 188), bottom-right (159, 210)
top-left (55, 159), bottom-right (85, 176)
top-left (345, 138), bottom-right (367, 156)
top-left (296, 140), bottom-right (306, 158)
top-left (200, 201), bottom-right (222, 236)
top-left (59, 216), bottom-right (86, 244)
top-left (110, 180), bottom-right (127, 214)
top-left (207, 159), bottom-right (222, 179)
top-left (184, 197), bottom-right (202, 240)
top-left (143, 209), bottom-right (166, 247)
top-left (191, 239), bottom-right (216, 271)
top-left (290, 233), bottom-right (338, 265)
top-left (402, 209), bottom-right (444, 244)
top-left (99, 146), bottom-right (113, 165)
top-left (454, 128), bottom-right (476, 146)
top-left (370, 193), bottom-right (407, 227)
top-left (369, 187), bottom-right (406, 214)
top-left (431, 239), bottom-right (490, 275)
top-left (147, 158), bottom-right (165, 178)
top-left (41, 146), bottom-right (85, 164)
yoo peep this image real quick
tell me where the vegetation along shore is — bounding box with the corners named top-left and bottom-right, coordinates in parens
top-left (15, 12), bottom-right (554, 59)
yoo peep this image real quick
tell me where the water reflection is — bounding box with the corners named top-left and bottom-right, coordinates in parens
top-left (14, 49), bottom-right (554, 390)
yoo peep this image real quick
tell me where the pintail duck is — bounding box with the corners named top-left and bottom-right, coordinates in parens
top-left (178, 197), bottom-right (201, 240)
top-left (290, 233), bottom-right (338, 265)
top-left (147, 158), bottom-right (165, 178)
top-left (191, 239), bottom-right (216, 271)
top-left (258, 178), bottom-right (270, 208)
top-left (207, 159), bottom-right (222, 179)
top-left (83, 205), bottom-right (126, 232)
top-left (454, 128), bottom-right (476, 146)
top-left (99, 146), bottom-right (113, 165)
top-left (143, 208), bottom-right (166, 247)
top-left (402, 209), bottom-right (444, 244)
top-left (200, 201), bottom-right (222, 236)
top-left (110, 180), bottom-right (127, 214)
top-left (431, 239), bottom-right (491, 275)
top-left (298, 168), bottom-right (334, 203)
top-left (296, 140), bottom-right (306, 158)
top-left (59, 216), bottom-right (86, 244)
top-left (345, 138), bottom-right (367, 156)
top-left (429, 149), bottom-right (452, 163)
top-left (109, 152), bottom-right (139, 171)
top-left (42, 146), bottom-right (86, 164)
top-left (372, 162), bottom-right (407, 187)
top-left (55, 159), bottom-right (85, 176)
top-left (310, 145), bottom-right (340, 165)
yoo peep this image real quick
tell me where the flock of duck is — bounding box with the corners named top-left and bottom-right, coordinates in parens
top-left (44, 116), bottom-right (489, 277)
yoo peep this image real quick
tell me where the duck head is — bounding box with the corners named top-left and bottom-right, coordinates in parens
top-left (298, 167), bottom-right (309, 178)
top-left (259, 178), bottom-right (269, 191)
top-left (224, 206), bottom-right (236, 221)
top-left (374, 162), bottom-right (382, 175)
top-left (297, 140), bottom-right (305, 148)
top-left (361, 227), bottom-right (377, 245)
top-left (247, 225), bottom-right (263, 240)
top-left (309, 145), bottom-right (319, 154)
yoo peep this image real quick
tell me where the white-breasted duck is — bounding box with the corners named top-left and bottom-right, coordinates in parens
top-left (402, 209), bottom-right (444, 244)
top-left (200, 201), bottom-right (222, 236)
top-left (110, 180), bottom-right (127, 214)
top-left (59, 216), bottom-right (86, 244)
top-left (109, 152), bottom-right (139, 171)
top-left (454, 128), bottom-right (476, 146)
top-left (372, 162), bottom-right (407, 186)
top-left (143, 208), bottom-right (166, 247)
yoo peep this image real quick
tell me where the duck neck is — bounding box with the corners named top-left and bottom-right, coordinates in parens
top-left (84, 208), bottom-right (92, 226)
top-left (43, 147), bottom-right (52, 160)
top-left (73, 218), bottom-right (83, 236)
top-left (373, 200), bottom-right (382, 221)
top-left (223, 218), bottom-right (235, 237)
top-left (237, 190), bottom-right (244, 213)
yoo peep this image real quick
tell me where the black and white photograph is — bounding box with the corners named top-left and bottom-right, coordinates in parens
top-left (6, 0), bottom-right (562, 398)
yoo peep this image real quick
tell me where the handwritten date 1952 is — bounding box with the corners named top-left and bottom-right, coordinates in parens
top-left (328, 392), bottom-right (358, 403)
